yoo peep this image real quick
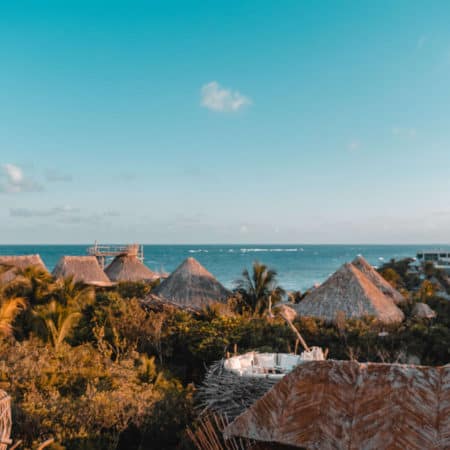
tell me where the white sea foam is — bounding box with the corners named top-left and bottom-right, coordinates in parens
top-left (239, 248), bottom-right (300, 253)
top-left (188, 249), bottom-right (209, 253)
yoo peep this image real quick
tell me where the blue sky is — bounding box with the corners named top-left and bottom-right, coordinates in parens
top-left (1, 0), bottom-right (450, 244)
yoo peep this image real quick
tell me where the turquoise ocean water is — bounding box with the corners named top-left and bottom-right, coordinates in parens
top-left (0, 244), bottom-right (448, 291)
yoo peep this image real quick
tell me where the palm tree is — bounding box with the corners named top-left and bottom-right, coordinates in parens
top-left (36, 300), bottom-right (82, 350)
top-left (235, 261), bottom-right (285, 315)
top-left (0, 288), bottom-right (26, 338)
top-left (51, 276), bottom-right (94, 308)
top-left (14, 265), bottom-right (54, 303)
top-left (32, 277), bottom-right (93, 350)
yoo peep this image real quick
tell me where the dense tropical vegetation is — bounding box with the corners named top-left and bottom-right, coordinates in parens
top-left (0, 258), bottom-right (449, 449)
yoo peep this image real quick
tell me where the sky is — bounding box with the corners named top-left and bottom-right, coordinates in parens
top-left (1, 0), bottom-right (450, 244)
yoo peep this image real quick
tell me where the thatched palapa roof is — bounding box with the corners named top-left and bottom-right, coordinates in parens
top-left (52, 256), bottom-right (112, 287)
top-left (196, 358), bottom-right (278, 420)
top-left (151, 257), bottom-right (230, 309)
top-left (0, 254), bottom-right (48, 284)
top-left (225, 360), bottom-right (450, 450)
top-left (352, 255), bottom-right (405, 304)
top-left (412, 302), bottom-right (437, 319)
top-left (105, 254), bottom-right (160, 282)
top-left (0, 390), bottom-right (11, 450)
top-left (294, 263), bottom-right (404, 324)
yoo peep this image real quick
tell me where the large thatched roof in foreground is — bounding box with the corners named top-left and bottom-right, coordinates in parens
top-left (196, 359), bottom-right (278, 420)
top-left (0, 254), bottom-right (48, 284)
top-left (294, 263), bottom-right (404, 324)
top-left (52, 256), bottom-right (112, 287)
top-left (0, 390), bottom-right (11, 450)
top-left (151, 257), bottom-right (230, 309)
top-left (352, 255), bottom-right (405, 304)
top-left (225, 360), bottom-right (450, 450)
top-left (105, 255), bottom-right (159, 282)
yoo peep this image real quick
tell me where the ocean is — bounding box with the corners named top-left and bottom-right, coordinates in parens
top-left (1, 244), bottom-right (448, 291)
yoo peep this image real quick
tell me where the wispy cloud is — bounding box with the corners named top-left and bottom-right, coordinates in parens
top-left (417, 35), bottom-right (427, 50)
top-left (240, 224), bottom-right (249, 234)
top-left (10, 206), bottom-right (120, 224)
top-left (392, 127), bottom-right (417, 138)
top-left (0, 163), bottom-right (43, 193)
top-left (201, 81), bottom-right (251, 112)
top-left (45, 169), bottom-right (72, 182)
top-left (10, 206), bottom-right (79, 218)
top-left (347, 139), bottom-right (361, 152)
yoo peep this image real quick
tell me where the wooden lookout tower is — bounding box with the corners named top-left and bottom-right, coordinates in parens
top-left (87, 242), bottom-right (144, 269)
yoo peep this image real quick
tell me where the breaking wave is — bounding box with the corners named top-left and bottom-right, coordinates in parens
top-left (239, 248), bottom-right (302, 253)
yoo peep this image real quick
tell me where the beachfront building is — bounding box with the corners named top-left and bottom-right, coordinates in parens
top-left (417, 250), bottom-right (450, 274)
top-left (224, 360), bottom-right (450, 450)
top-left (151, 257), bottom-right (230, 309)
top-left (294, 261), bottom-right (404, 324)
top-left (52, 256), bottom-right (112, 287)
top-left (0, 255), bottom-right (48, 284)
top-left (105, 254), bottom-right (160, 283)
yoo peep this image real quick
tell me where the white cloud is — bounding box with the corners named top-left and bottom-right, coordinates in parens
top-left (201, 81), bottom-right (251, 112)
top-left (10, 206), bottom-right (120, 224)
top-left (417, 35), bottom-right (427, 50)
top-left (45, 169), bottom-right (72, 182)
top-left (240, 224), bottom-right (249, 234)
top-left (347, 140), bottom-right (361, 152)
top-left (392, 127), bottom-right (417, 138)
top-left (0, 163), bottom-right (43, 193)
top-left (10, 205), bottom-right (79, 218)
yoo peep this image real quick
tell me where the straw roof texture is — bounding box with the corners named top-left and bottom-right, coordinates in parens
top-left (412, 302), bottom-right (437, 319)
top-left (196, 359), bottom-right (277, 420)
top-left (0, 390), bottom-right (11, 450)
top-left (0, 254), bottom-right (48, 284)
top-left (225, 360), bottom-right (450, 450)
top-left (151, 257), bottom-right (230, 309)
top-left (52, 256), bottom-right (112, 287)
top-left (294, 263), bottom-right (404, 324)
top-left (105, 255), bottom-right (159, 282)
top-left (352, 255), bottom-right (405, 304)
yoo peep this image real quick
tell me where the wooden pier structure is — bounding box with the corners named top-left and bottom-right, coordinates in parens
top-left (87, 242), bottom-right (144, 268)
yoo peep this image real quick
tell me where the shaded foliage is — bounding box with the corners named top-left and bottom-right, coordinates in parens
top-left (0, 258), bottom-right (448, 448)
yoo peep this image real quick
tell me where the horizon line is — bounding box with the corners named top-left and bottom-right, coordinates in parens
top-left (1, 242), bottom-right (450, 246)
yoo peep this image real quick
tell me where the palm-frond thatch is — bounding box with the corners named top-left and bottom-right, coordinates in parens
top-left (352, 255), bottom-right (405, 304)
top-left (0, 254), bottom-right (48, 284)
top-left (196, 359), bottom-right (278, 420)
top-left (52, 256), bottom-right (112, 287)
top-left (0, 390), bottom-right (11, 450)
top-left (412, 302), bottom-right (437, 319)
top-left (105, 255), bottom-right (160, 282)
top-left (225, 360), bottom-right (450, 450)
top-left (151, 257), bottom-right (230, 309)
top-left (294, 263), bottom-right (404, 324)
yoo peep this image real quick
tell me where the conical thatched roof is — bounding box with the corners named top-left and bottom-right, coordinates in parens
top-left (105, 255), bottom-right (159, 282)
top-left (225, 360), bottom-right (450, 450)
top-left (412, 302), bottom-right (437, 319)
top-left (294, 263), bottom-right (404, 324)
top-left (0, 254), bottom-right (48, 284)
top-left (52, 256), bottom-right (112, 287)
top-left (352, 255), bottom-right (405, 304)
top-left (151, 257), bottom-right (230, 309)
